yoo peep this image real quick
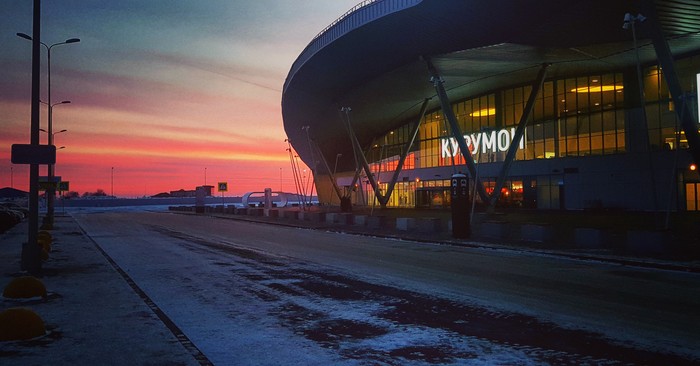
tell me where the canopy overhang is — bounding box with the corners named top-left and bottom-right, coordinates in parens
top-left (282, 0), bottom-right (700, 173)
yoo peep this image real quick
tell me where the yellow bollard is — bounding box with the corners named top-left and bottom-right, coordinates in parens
top-left (0, 308), bottom-right (46, 341)
top-left (37, 237), bottom-right (52, 252)
top-left (38, 230), bottom-right (52, 243)
top-left (2, 276), bottom-right (48, 299)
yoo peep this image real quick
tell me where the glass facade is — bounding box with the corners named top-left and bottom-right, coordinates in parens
top-left (416, 72), bottom-right (627, 167)
top-left (363, 57), bottom-right (700, 209)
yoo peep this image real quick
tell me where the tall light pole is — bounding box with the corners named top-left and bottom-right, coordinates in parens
top-left (21, 0), bottom-right (42, 274)
top-left (17, 33), bottom-right (79, 228)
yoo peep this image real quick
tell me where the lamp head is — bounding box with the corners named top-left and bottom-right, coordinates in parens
top-left (622, 13), bottom-right (632, 29)
top-left (65, 38), bottom-right (80, 44)
top-left (16, 32), bottom-right (33, 41)
top-left (622, 13), bottom-right (646, 29)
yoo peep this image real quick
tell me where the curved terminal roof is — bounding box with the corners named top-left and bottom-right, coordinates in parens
top-left (282, 0), bottom-right (700, 173)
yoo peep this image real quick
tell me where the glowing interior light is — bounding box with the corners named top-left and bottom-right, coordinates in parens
top-left (469, 108), bottom-right (496, 117)
top-left (570, 85), bottom-right (624, 93)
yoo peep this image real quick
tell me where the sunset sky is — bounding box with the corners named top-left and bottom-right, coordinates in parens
top-left (1, 0), bottom-right (360, 197)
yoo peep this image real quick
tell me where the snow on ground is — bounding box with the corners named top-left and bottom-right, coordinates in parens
top-left (55, 205), bottom-right (699, 365)
top-left (69, 208), bottom-right (695, 364)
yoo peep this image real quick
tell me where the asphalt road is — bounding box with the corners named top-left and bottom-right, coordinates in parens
top-left (74, 210), bottom-right (700, 365)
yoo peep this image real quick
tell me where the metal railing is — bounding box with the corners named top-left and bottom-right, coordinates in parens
top-left (310, 0), bottom-right (379, 44)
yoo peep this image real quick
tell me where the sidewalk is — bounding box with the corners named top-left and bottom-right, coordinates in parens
top-left (0, 214), bottom-right (201, 366)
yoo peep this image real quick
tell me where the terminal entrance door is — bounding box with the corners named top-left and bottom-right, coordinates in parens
top-left (686, 183), bottom-right (699, 211)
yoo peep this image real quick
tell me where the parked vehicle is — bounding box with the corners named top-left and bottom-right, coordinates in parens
top-left (0, 203), bottom-right (26, 232)
top-left (1, 202), bottom-right (28, 218)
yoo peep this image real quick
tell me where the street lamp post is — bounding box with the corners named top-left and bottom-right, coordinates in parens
top-left (330, 153), bottom-right (342, 206)
top-left (17, 32), bottom-right (79, 228)
top-left (40, 127), bottom-right (68, 138)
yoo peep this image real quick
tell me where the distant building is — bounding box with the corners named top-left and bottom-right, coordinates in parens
top-left (0, 187), bottom-right (28, 200)
top-left (169, 185), bottom-right (213, 198)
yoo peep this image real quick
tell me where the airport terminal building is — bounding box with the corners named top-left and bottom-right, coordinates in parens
top-left (282, 0), bottom-right (700, 212)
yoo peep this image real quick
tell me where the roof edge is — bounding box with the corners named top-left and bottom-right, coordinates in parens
top-left (283, 0), bottom-right (422, 93)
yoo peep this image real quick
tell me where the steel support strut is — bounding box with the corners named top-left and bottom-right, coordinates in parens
top-left (425, 57), bottom-right (490, 203)
top-left (640, 1), bottom-right (700, 166)
top-left (341, 108), bottom-right (383, 204)
top-left (488, 63), bottom-right (549, 208)
top-left (311, 139), bottom-right (344, 202)
top-left (378, 98), bottom-right (430, 206)
top-left (341, 102), bottom-right (429, 208)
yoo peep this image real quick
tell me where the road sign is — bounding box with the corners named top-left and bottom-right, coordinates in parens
top-left (218, 182), bottom-right (228, 192)
top-left (38, 181), bottom-right (56, 191)
top-left (38, 176), bottom-right (62, 191)
top-left (11, 144), bottom-right (56, 164)
top-left (39, 176), bottom-right (61, 183)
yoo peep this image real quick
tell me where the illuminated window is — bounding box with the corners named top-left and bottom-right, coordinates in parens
top-left (697, 73), bottom-right (700, 118)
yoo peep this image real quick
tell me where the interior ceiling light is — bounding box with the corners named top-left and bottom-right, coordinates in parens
top-left (469, 108), bottom-right (496, 117)
top-left (571, 85), bottom-right (624, 93)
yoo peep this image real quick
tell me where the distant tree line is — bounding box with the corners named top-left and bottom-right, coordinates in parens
top-left (62, 189), bottom-right (109, 199)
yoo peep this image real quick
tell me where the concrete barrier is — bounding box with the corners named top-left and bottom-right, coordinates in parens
top-left (283, 210), bottom-right (298, 220)
top-left (626, 230), bottom-right (667, 254)
top-left (168, 206), bottom-right (189, 212)
top-left (325, 213), bottom-right (353, 225)
top-left (265, 209), bottom-right (280, 218)
top-left (235, 207), bottom-right (248, 215)
top-left (337, 213), bottom-right (353, 225)
top-left (354, 215), bottom-right (367, 227)
top-left (397, 217), bottom-right (441, 233)
top-left (416, 217), bottom-right (441, 233)
top-left (366, 216), bottom-right (394, 230)
top-left (305, 212), bottom-right (326, 223)
top-left (248, 208), bottom-right (264, 217)
top-left (574, 228), bottom-right (608, 248)
top-left (396, 218), bottom-right (415, 231)
top-left (480, 221), bottom-right (508, 240)
top-left (521, 224), bottom-right (553, 243)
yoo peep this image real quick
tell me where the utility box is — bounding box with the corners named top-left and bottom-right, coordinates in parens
top-left (195, 186), bottom-right (206, 213)
top-left (451, 173), bottom-right (470, 238)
